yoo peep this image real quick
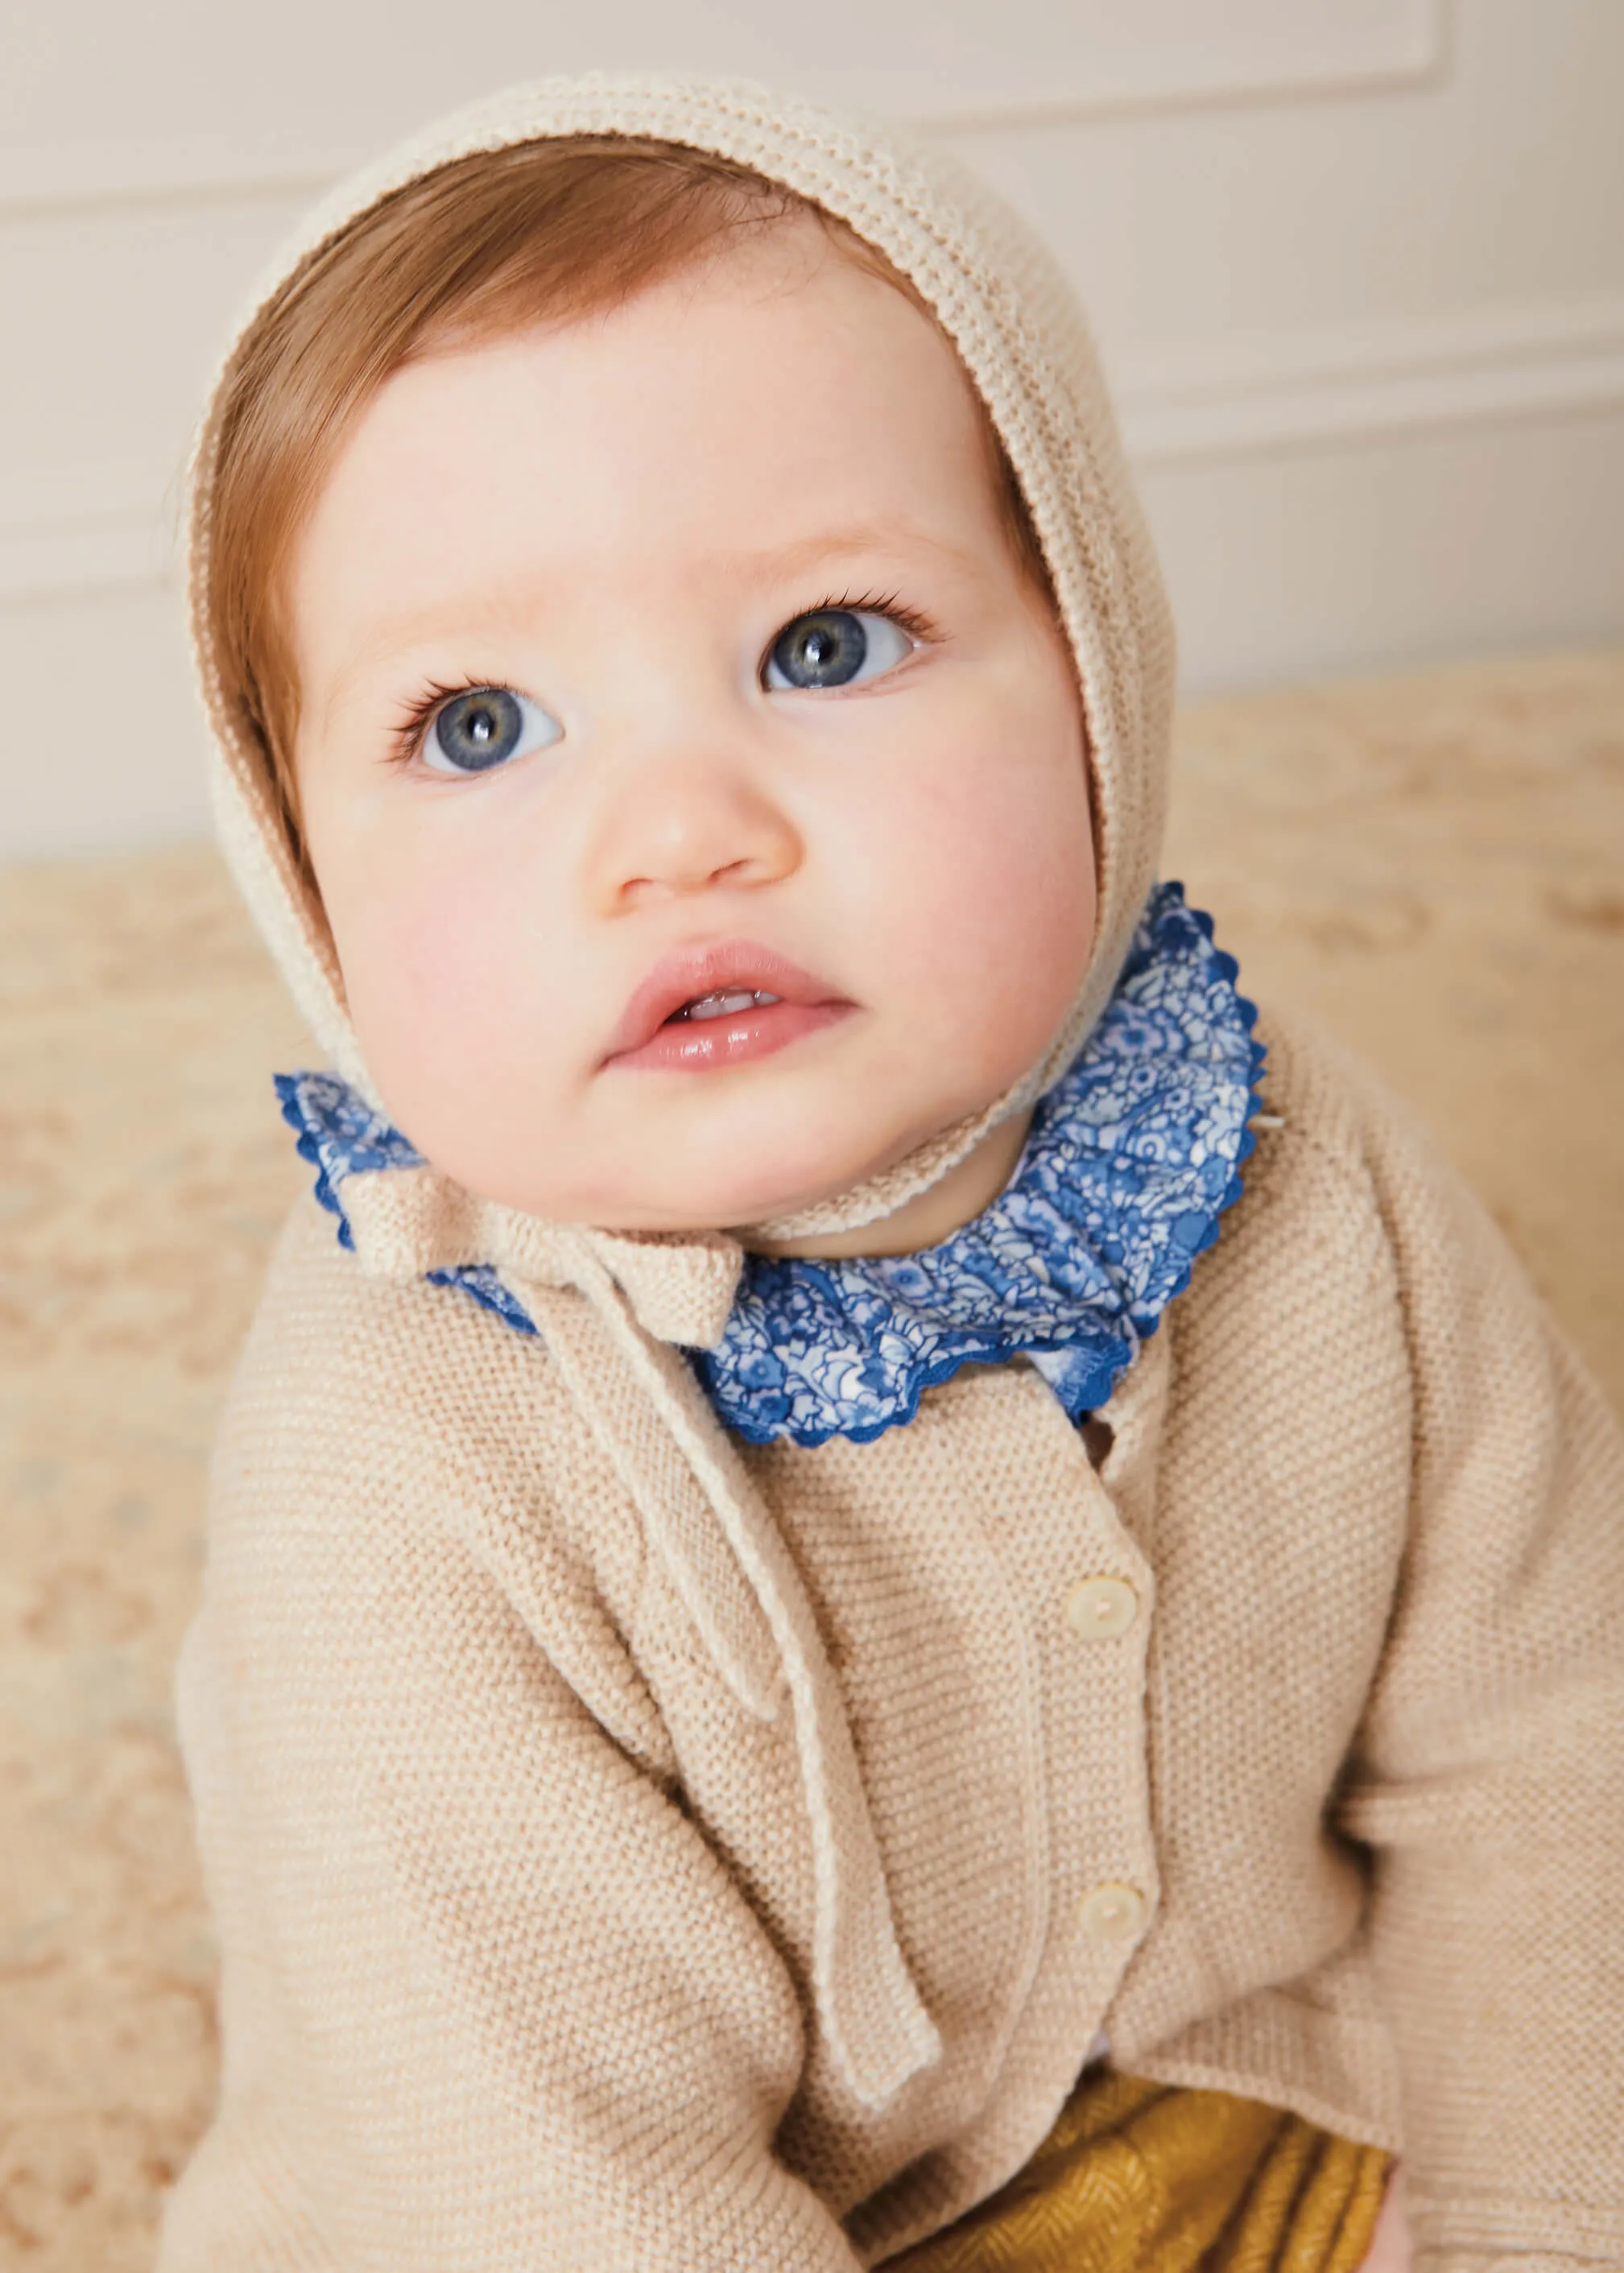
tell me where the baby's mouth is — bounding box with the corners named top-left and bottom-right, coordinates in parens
top-left (604, 944), bottom-right (853, 1071)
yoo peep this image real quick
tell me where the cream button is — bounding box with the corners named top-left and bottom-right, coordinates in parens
top-left (1077, 1882), bottom-right (1148, 1944)
top-left (1064, 1575), bottom-right (1139, 1641)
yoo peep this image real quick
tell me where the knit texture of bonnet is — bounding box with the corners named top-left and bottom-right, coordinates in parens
top-left (186, 71), bottom-right (1176, 1242)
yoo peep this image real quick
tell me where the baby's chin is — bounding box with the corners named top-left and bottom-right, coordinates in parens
top-left (399, 1052), bottom-right (1026, 1242)
top-left (492, 1102), bottom-right (1029, 1254)
top-left (469, 1115), bottom-right (943, 1241)
top-left (539, 1158), bottom-right (892, 1240)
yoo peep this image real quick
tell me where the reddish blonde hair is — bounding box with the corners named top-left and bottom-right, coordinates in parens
top-left (205, 137), bottom-right (1050, 866)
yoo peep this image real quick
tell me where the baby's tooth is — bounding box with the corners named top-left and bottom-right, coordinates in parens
top-left (688, 988), bottom-right (759, 1020)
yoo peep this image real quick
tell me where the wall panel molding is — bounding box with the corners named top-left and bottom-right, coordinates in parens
top-left (6, 285), bottom-right (1618, 605)
top-left (0, 0), bottom-right (1445, 216)
top-left (1114, 295), bottom-right (1624, 466)
top-left (0, 134), bottom-right (349, 221)
top-left (931, 0), bottom-right (1445, 134)
top-left (0, 463), bottom-right (180, 602)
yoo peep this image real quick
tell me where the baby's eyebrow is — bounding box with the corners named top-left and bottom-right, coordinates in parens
top-left (327, 589), bottom-right (547, 688)
top-left (723, 520), bottom-right (981, 585)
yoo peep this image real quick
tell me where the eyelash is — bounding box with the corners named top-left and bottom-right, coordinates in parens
top-left (800, 589), bottom-right (938, 649)
top-left (386, 594), bottom-right (937, 765)
top-left (387, 677), bottom-right (483, 769)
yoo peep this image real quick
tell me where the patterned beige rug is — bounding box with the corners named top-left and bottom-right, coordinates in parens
top-left (2, 648), bottom-right (1621, 2269)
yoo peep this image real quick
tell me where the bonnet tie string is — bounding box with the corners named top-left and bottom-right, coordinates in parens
top-left (534, 1230), bottom-right (942, 2113)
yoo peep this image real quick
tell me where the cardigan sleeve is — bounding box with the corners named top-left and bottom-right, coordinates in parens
top-left (1333, 1064), bottom-right (1624, 2273)
top-left (158, 1345), bottom-right (866, 2272)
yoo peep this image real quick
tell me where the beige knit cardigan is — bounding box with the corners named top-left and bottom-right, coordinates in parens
top-left (163, 76), bottom-right (1624, 2273)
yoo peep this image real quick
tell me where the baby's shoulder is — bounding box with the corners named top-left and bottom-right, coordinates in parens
top-left (209, 1193), bottom-right (651, 1666)
top-left (1189, 997), bottom-right (1535, 1403)
top-left (1229, 998), bottom-right (1472, 1266)
top-left (225, 1192), bottom-right (577, 1477)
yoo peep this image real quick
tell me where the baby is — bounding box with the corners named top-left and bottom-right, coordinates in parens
top-left (162, 76), bottom-right (1623, 2273)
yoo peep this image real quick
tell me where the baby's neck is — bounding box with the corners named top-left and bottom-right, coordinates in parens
top-left (742, 1106), bottom-right (1034, 1262)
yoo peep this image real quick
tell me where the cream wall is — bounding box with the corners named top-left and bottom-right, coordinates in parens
top-left (2, 0), bottom-right (1621, 858)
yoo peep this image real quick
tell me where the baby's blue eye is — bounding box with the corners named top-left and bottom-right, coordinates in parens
top-left (763, 609), bottom-right (914, 692)
top-left (422, 686), bottom-right (561, 775)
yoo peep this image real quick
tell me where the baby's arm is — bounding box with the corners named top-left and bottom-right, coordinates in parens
top-left (158, 1234), bottom-right (865, 2272)
top-left (1331, 1050), bottom-right (1624, 2271)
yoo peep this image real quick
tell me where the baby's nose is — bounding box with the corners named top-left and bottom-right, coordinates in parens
top-left (584, 755), bottom-right (802, 914)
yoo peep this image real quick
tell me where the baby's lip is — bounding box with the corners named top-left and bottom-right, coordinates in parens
top-left (603, 940), bottom-right (852, 1064)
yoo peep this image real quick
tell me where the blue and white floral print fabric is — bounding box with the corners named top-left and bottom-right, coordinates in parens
top-left (275, 882), bottom-right (1262, 1448)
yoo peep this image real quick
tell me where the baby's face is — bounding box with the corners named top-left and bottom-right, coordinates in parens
top-left (289, 217), bottom-right (1095, 1238)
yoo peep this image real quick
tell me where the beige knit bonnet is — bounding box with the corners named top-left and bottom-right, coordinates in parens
top-left (188, 70), bottom-right (1175, 1246)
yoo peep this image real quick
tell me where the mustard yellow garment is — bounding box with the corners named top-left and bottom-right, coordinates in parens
top-left (883, 2073), bottom-right (1391, 2273)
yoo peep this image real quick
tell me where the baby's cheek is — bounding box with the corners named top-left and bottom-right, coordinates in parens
top-left (874, 761), bottom-right (1093, 1049)
top-left (358, 867), bottom-right (489, 1043)
top-left (338, 854), bottom-right (566, 1165)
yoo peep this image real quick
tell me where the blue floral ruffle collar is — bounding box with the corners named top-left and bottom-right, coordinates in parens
top-left (275, 882), bottom-right (1262, 1450)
